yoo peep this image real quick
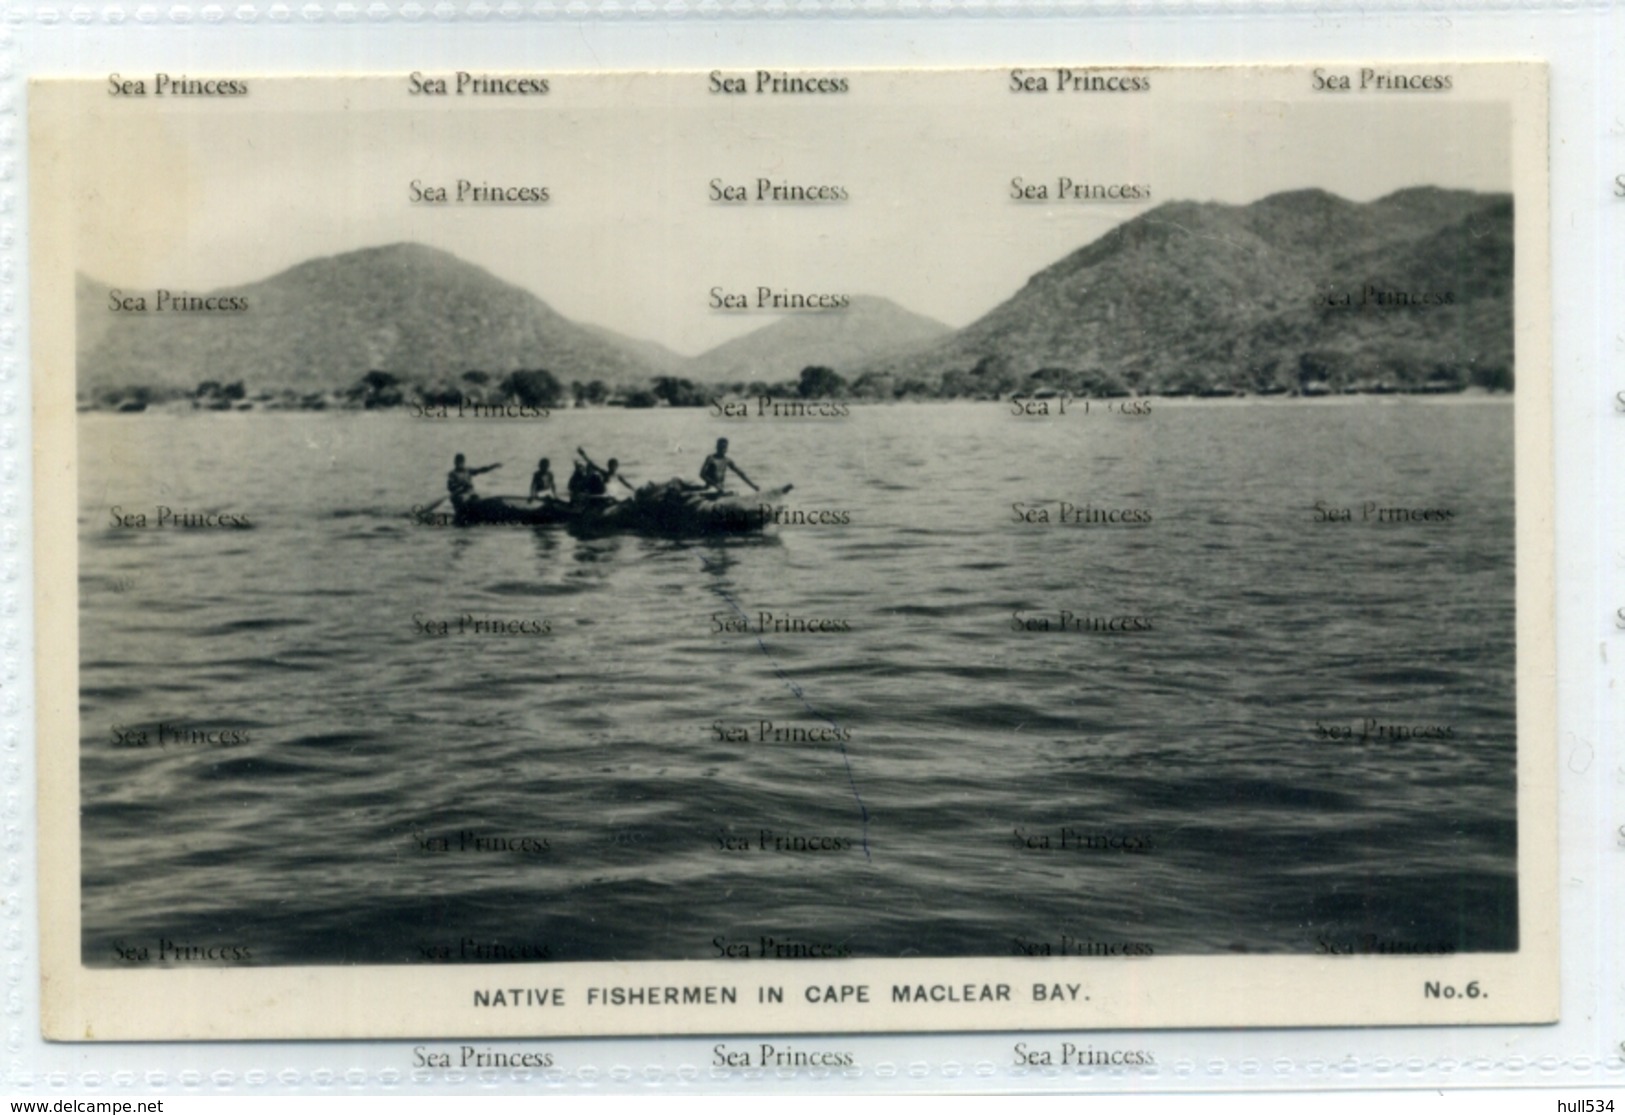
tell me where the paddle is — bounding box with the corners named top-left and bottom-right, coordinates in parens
top-left (712, 452), bottom-right (759, 492)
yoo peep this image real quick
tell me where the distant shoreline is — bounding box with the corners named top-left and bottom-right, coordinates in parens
top-left (77, 387), bottom-right (1512, 416)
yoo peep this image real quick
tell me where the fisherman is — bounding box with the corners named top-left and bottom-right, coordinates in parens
top-left (528, 457), bottom-right (557, 501)
top-left (585, 456), bottom-right (634, 497)
top-left (700, 437), bottom-right (758, 493)
top-left (447, 452), bottom-right (501, 508)
top-left (573, 448), bottom-right (636, 498)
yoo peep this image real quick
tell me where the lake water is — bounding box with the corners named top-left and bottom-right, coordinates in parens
top-left (77, 399), bottom-right (1517, 965)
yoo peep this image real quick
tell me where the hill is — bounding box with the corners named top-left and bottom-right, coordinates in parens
top-left (863, 187), bottom-right (1513, 396)
top-left (690, 295), bottom-right (951, 384)
top-left (75, 274), bottom-right (118, 359)
top-left (77, 243), bottom-right (663, 400)
top-left (578, 323), bottom-right (694, 376)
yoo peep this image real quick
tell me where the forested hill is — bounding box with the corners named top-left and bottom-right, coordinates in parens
top-left (859, 187), bottom-right (1513, 396)
top-left (687, 296), bottom-right (950, 383)
top-left (78, 243), bottom-right (664, 398)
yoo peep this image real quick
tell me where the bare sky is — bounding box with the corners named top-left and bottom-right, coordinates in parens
top-left (46, 69), bottom-right (1513, 355)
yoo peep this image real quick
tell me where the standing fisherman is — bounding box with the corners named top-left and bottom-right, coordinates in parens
top-left (700, 438), bottom-right (758, 493)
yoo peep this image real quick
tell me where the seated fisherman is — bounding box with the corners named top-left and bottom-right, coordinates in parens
top-left (571, 447), bottom-right (635, 499)
top-left (529, 457), bottom-right (557, 501)
top-left (583, 456), bottom-right (634, 497)
top-left (447, 452), bottom-right (501, 508)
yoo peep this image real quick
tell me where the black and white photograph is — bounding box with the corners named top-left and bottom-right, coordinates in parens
top-left (31, 64), bottom-right (1555, 1039)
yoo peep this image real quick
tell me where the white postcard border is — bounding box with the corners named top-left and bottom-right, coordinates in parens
top-left (4, 9), bottom-right (1617, 1096)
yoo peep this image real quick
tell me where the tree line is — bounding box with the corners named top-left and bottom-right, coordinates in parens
top-left (84, 352), bottom-right (1509, 413)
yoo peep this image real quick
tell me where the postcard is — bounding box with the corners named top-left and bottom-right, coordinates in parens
top-left (31, 64), bottom-right (1554, 1040)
